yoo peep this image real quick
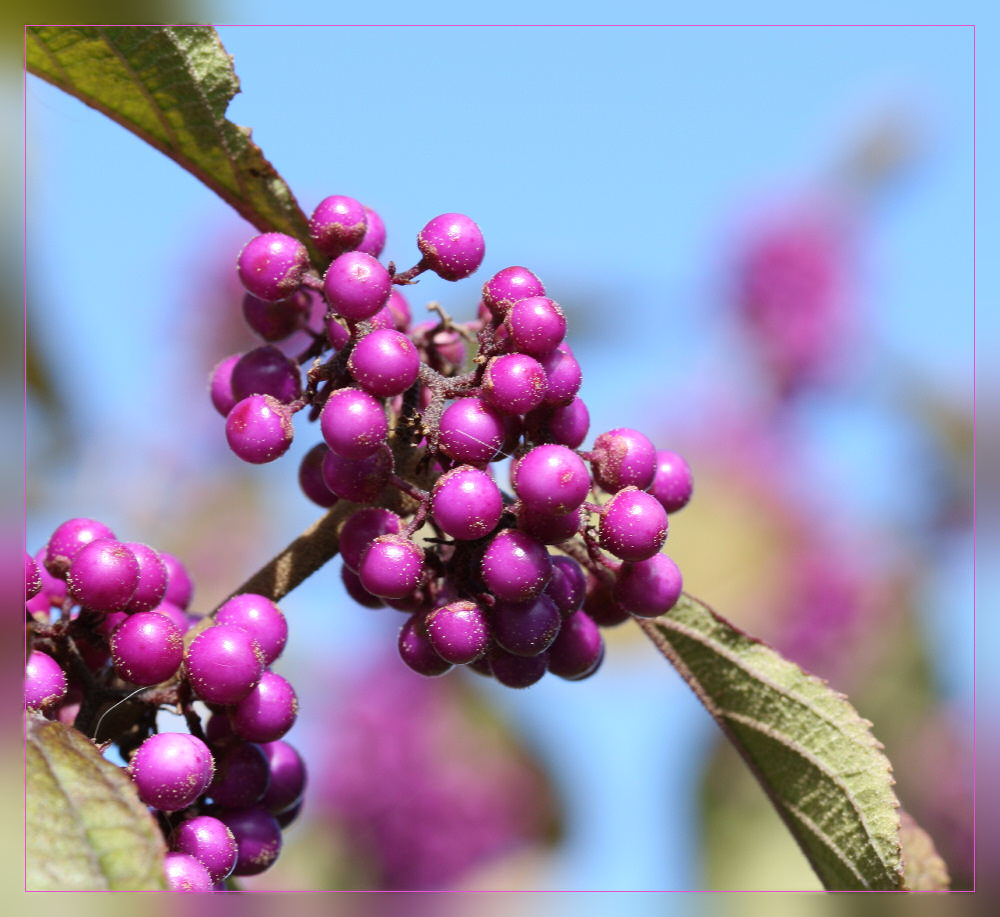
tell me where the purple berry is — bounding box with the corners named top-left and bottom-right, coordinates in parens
top-left (218, 807), bottom-right (282, 877)
top-left (584, 580), bottom-right (631, 628)
top-left (425, 600), bottom-right (490, 664)
top-left (309, 195), bottom-right (368, 257)
top-left (128, 732), bottom-right (214, 812)
top-left (347, 329), bottom-right (420, 398)
top-left (539, 344), bottom-right (583, 406)
top-left (232, 671), bottom-right (298, 743)
top-left (339, 507), bottom-right (403, 573)
top-left (356, 205), bottom-right (386, 258)
top-left (320, 443), bottom-right (393, 502)
top-left (44, 517), bottom-right (116, 577)
top-left (65, 539), bottom-right (140, 612)
top-left (512, 444), bottom-right (591, 516)
top-left (110, 612), bottom-right (183, 685)
top-left (482, 353), bottom-right (547, 415)
top-left (481, 529), bottom-right (553, 602)
top-left (431, 466), bottom-right (504, 541)
top-left (417, 213), bottom-right (485, 281)
top-left (650, 450), bottom-right (694, 514)
top-left (516, 505), bottom-right (584, 545)
top-left (323, 251), bottom-right (391, 321)
top-left (489, 647), bottom-right (548, 688)
top-left (149, 599), bottom-right (191, 635)
top-left (438, 397), bottom-right (506, 465)
top-left (275, 799), bottom-right (302, 830)
top-left (215, 594), bottom-right (288, 666)
top-left (398, 614), bottom-right (453, 677)
top-left (230, 346), bottom-right (302, 404)
top-left (259, 741), bottom-right (307, 816)
top-left (591, 428), bottom-right (657, 493)
top-left (298, 443), bottom-right (339, 508)
top-left (599, 487), bottom-right (669, 562)
top-left (545, 555), bottom-right (587, 616)
top-left (386, 288), bottom-right (411, 330)
top-left (319, 387), bottom-right (388, 460)
top-left (25, 552), bottom-right (42, 601)
top-left (547, 610), bottom-right (604, 679)
top-left (358, 535), bottom-right (424, 599)
top-left (163, 852), bottom-right (214, 892)
top-left (326, 315), bottom-right (351, 351)
top-left (505, 296), bottom-right (566, 357)
top-left (32, 548), bottom-right (68, 606)
top-left (161, 553), bottom-right (193, 610)
top-left (209, 354), bottom-right (240, 417)
top-left (122, 542), bottom-right (168, 614)
top-left (482, 265), bottom-right (546, 316)
top-left (25, 651), bottom-right (66, 710)
top-left (170, 815), bottom-right (238, 884)
top-left (242, 290), bottom-right (310, 342)
top-left (547, 396), bottom-right (590, 448)
top-left (209, 741), bottom-right (271, 809)
top-left (185, 624), bottom-right (265, 705)
top-left (613, 554), bottom-right (683, 618)
top-left (225, 395), bottom-right (295, 464)
top-left (237, 233), bottom-right (309, 302)
top-left (492, 595), bottom-right (561, 657)
top-left (341, 564), bottom-right (385, 609)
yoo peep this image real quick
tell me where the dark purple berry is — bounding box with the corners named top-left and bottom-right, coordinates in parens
top-left (230, 346), bottom-right (302, 404)
top-left (185, 624), bottom-right (265, 705)
top-left (513, 444), bottom-right (590, 516)
top-left (489, 647), bottom-right (548, 688)
top-left (348, 329), bottom-right (420, 398)
top-left (65, 539), bottom-right (140, 612)
top-left (215, 594), bottom-right (288, 666)
top-left (259, 741), bottom-right (307, 816)
top-left (218, 807), bottom-right (282, 877)
top-left (613, 554), bottom-right (683, 618)
top-left (44, 517), bottom-right (116, 577)
top-left (170, 815), bottom-right (238, 884)
top-left (358, 535), bottom-right (424, 599)
top-left (319, 387), bottom-right (388, 460)
top-left (309, 195), bottom-right (368, 257)
top-left (599, 487), bottom-right (669, 562)
top-left (298, 443), bottom-right (339, 508)
top-left (547, 610), bottom-right (604, 680)
top-left (321, 443), bottom-right (393, 502)
top-left (128, 732), bottom-right (214, 812)
top-left (650, 450), bottom-right (694, 514)
top-left (163, 852), bottom-right (214, 892)
top-left (275, 799), bottom-right (303, 830)
top-left (425, 600), bottom-right (490, 664)
top-left (237, 233), bottom-right (309, 302)
top-left (209, 354), bottom-right (240, 417)
top-left (242, 290), bottom-right (310, 342)
top-left (583, 579), bottom-right (631, 628)
top-left (209, 741), bottom-right (271, 809)
top-left (482, 353), bottom-right (547, 415)
top-left (591, 428), bottom-right (657, 493)
top-left (122, 542), bottom-right (168, 614)
top-left (341, 564), bottom-right (385, 609)
top-left (417, 213), bottom-right (485, 281)
top-left (431, 466), bottom-right (504, 541)
top-left (545, 555), bottom-right (587, 616)
top-left (398, 614), bottom-right (453, 677)
top-left (438, 397), bottom-right (506, 465)
top-left (25, 651), bottom-right (66, 710)
top-left (110, 612), bottom-right (183, 685)
top-left (339, 507), bottom-right (403, 572)
top-left (225, 395), bottom-right (295, 464)
top-left (482, 266), bottom-right (545, 316)
top-left (323, 251), bottom-right (391, 321)
top-left (492, 595), bottom-right (561, 657)
top-left (232, 671), bottom-right (298, 743)
top-left (356, 205), bottom-right (386, 258)
top-left (481, 529), bottom-right (552, 602)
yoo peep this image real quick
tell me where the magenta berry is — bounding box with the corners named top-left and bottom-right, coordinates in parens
top-left (185, 624), bottom-right (265, 705)
top-left (438, 397), bottom-right (506, 465)
top-left (482, 353), bottom-right (547, 415)
top-left (230, 346), bottom-right (302, 404)
top-left (505, 296), bottom-right (567, 357)
top-left (309, 195), bottom-right (368, 257)
top-left (298, 443), bottom-right (339, 508)
top-left (417, 213), bottom-right (485, 281)
top-left (161, 553), bottom-right (193, 610)
top-left (25, 651), bottom-right (66, 710)
top-left (489, 647), bottom-right (548, 688)
top-left (613, 554), bottom-right (683, 618)
top-left (44, 517), bottom-right (117, 577)
top-left (386, 288), bottom-right (411, 330)
top-left (513, 444), bottom-right (590, 516)
top-left (425, 600), bottom-right (489, 664)
top-left (219, 807), bottom-right (283, 877)
top-left (591, 428), bottom-right (657, 493)
top-left (25, 552), bottom-right (42, 601)
top-left (163, 851), bottom-right (214, 892)
top-left (516, 505), bottom-right (584, 545)
top-left (320, 387), bottom-right (388, 460)
top-left (209, 354), bottom-right (241, 417)
top-left (482, 265), bottom-right (546, 316)
top-left (431, 466), bottom-right (504, 541)
top-left (226, 395), bottom-right (295, 464)
top-left (599, 487), bottom-right (669, 562)
top-left (545, 555), bottom-right (588, 616)
top-left (237, 233), bottom-right (309, 302)
top-left (122, 542), bottom-right (168, 614)
top-left (339, 507), bottom-right (403, 573)
top-left (547, 396), bottom-right (590, 448)
top-left (650, 450), bottom-right (694, 514)
top-left (398, 614), bottom-right (453, 677)
top-left (321, 443), bottom-right (393, 502)
top-left (209, 741), bottom-right (271, 809)
top-left (481, 529), bottom-right (553, 602)
top-left (326, 314), bottom-right (351, 351)
top-left (170, 816), bottom-right (238, 884)
top-left (547, 610), bottom-right (603, 679)
top-left (492, 595), bottom-right (561, 657)
top-left (584, 580), bottom-right (632, 628)
top-left (232, 671), bottom-right (298, 743)
top-left (323, 251), bottom-right (391, 321)
top-left (110, 611), bottom-right (183, 685)
top-left (65, 539), bottom-right (140, 612)
top-left (358, 535), bottom-right (425, 600)
top-left (348, 329), bottom-right (420, 398)
top-left (356, 205), bottom-right (386, 258)
top-left (242, 290), bottom-right (310, 342)
top-left (341, 564), bottom-right (385, 609)
top-left (539, 344), bottom-right (583, 406)
top-left (259, 741), bottom-right (307, 815)
top-left (215, 594), bottom-right (288, 666)
top-left (128, 732), bottom-right (214, 812)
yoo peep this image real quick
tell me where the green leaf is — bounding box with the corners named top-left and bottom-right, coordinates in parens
top-left (637, 594), bottom-right (904, 890)
top-left (26, 25), bottom-right (314, 254)
top-left (26, 713), bottom-right (167, 890)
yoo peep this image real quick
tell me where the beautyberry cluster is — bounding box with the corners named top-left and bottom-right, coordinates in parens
top-left (25, 520), bottom-right (306, 891)
top-left (215, 196), bottom-right (694, 689)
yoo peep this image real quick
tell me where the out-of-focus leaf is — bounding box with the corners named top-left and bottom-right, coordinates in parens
top-left (26, 26), bottom-right (315, 255)
top-left (638, 593), bottom-right (904, 890)
top-left (26, 713), bottom-right (167, 890)
top-left (899, 810), bottom-right (951, 890)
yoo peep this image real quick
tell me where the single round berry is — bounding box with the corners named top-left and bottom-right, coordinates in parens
top-left (242, 290), bottom-right (310, 342)
top-left (309, 195), bottom-right (368, 257)
top-left (489, 647), bottom-right (548, 688)
top-left (425, 600), bottom-right (490, 664)
top-left (215, 594), bottom-right (288, 666)
top-left (44, 517), bottom-right (117, 577)
top-left (65, 539), bottom-right (140, 612)
top-left (358, 535), bottom-right (424, 600)
top-left (170, 815), bottom-right (238, 884)
top-left (505, 296), bottom-right (566, 357)
top-left (161, 553), bottom-right (193, 610)
top-left (417, 213), bottom-right (485, 281)
top-left (482, 353), bottom-right (547, 415)
top-left (128, 732), bottom-right (214, 812)
top-left (341, 564), bottom-right (385, 609)
top-left (583, 580), bottom-right (631, 628)
top-left (225, 395), bottom-right (295, 464)
top-left (614, 554), bottom-right (684, 618)
top-left (232, 671), bottom-right (298, 743)
top-left (386, 288), bottom-right (411, 330)
top-left (513, 444), bottom-right (590, 516)
top-left (218, 807), bottom-right (283, 877)
top-left (163, 852), bottom-right (214, 892)
top-left (185, 624), bottom-right (265, 705)
top-left (122, 542), bottom-right (168, 614)
top-left (348, 329), bottom-right (420, 398)
top-left (481, 529), bottom-right (553, 602)
top-left (209, 741), bottom-right (271, 809)
top-left (209, 354), bottom-right (241, 417)
top-left (591, 428), bottom-right (657, 493)
top-left (110, 612), bottom-right (183, 685)
top-left (25, 552), bottom-right (42, 601)
top-left (326, 315), bottom-right (351, 351)
top-left (319, 387), bottom-right (388, 460)
top-left (547, 610), bottom-right (604, 679)
top-left (339, 507), bottom-right (403, 573)
top-left (492, 595), bottom-right (561, 657)
top-left (599, 487), bottom-right (669, 562)
top-left (25, 651), bottom-right (66, 710)
top-left (539, 344), bottom-right (583, 406)
top-left (482, 266), bottom-right (546, 316)
top-left (259, 741), bottom-right (307, 816)
top-left (515, 505), bottom-right (584, 545)
top-left (356, 205), bottom-right (386, 258)
top-left (298, 443), bottom-right (339, 508)
top-left (650, 450), bottom-right (694, 514)
top-left (275, 799), bottom-right (303, 830)
top-left (398, 614), bottom-right (453, 677)
top-left (438, 397), bottom-right (506, 465)
top-left (237, 233), bottom-right (309, 302)
top-left (545, 555), bottom-right (588, 616)
top-left (230, 346), bottom-right (302, 405)
top-left (321, 444), bottom-right (393, 502)
top-left (547, 396), bottom-right (590, 448)
top-left (431, 466), bottom-right (504, 541)
top-left (323, 251), bottom-right (391, 322)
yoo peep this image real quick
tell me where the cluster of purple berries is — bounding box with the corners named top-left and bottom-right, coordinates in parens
top-left (25, 519), bottom-right (305, 891)
top-left (212, 196), bottom-right (694, 689)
